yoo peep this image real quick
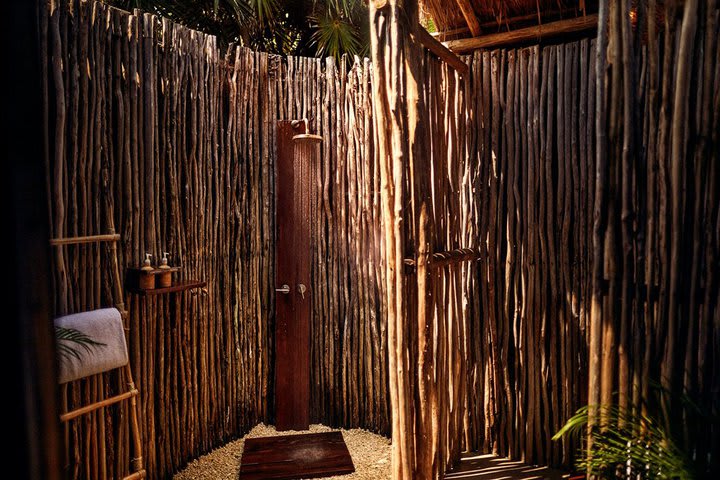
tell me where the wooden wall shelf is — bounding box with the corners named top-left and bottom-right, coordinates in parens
top-left (127, 280), bottom-right (206, 296)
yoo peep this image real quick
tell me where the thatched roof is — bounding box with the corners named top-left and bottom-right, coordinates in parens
top-left (421, 0), bottom-right (599, 42)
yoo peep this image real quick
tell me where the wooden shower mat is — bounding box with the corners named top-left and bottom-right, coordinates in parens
top-left (238, 431), bottom-right (355, 479)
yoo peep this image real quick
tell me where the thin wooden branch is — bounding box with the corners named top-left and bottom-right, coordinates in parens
top-left (430, 8), bottom-right (575, 42)
top-left (414, 25), bottom-right (469, 76)
top-left (431, 248), bottom-right (481, 267)
top-left (663, 0), bottom-right (699, 424)
top-left (455, 0), bottom-right (481, 36)
top-left (122, 470), bottom-right (146, 480)
top-left (50, 233), bottom-right (121, 245)
top-left (404, 248), bottom-right (481, 268)
top-left (60, 389), bottom-right (139, 422)
top-left (432, 7), bottom-right (580, 41)
top-left (445, 15), bottom-right (598, 53)
top-left (432, 25), bottom-right (472, 41)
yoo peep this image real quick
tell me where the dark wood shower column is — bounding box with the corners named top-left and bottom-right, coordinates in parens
top-left (274, 120), bottom-right (311, 431)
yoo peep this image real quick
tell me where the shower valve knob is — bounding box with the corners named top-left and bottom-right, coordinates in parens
top-left (276, 284), bottom-right (290, 294)
top-left (298, 283), bottom-right (306, 299)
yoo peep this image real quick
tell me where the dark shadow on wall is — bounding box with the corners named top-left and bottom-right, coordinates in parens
top-left (3, 1), bottom-right (61, 479)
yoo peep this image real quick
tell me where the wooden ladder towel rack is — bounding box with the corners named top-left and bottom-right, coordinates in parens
top-left (52, 230), bottom-right (146, 480)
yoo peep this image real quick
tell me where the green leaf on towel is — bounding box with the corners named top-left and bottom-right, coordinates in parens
top-left (55, 326), bottom-right (107, 362)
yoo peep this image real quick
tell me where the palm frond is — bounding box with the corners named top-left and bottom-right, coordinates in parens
top-left (254, 20), bottom-right (302, 55)
top-left (55, 327), bottom-right (106, 362)
top-left (554, 404), bottom-right (693, 479)
top-left (309, 7), bottom-right (361, 60)
top-left (248, 0), bottom-right (279, 25)
top-left (324, 0), bottom-right (359, 18)
top-left (225, 0), bottom-right (254, 23)
top-left (423, 16), bottom-right (437, 33)
top-left (107, 0), bottom-right (370, 61)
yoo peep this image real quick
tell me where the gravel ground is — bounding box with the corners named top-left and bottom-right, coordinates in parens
top-left (173, 423), bottom-right (391, 480)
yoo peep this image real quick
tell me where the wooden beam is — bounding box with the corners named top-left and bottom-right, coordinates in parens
top-left (414, 25), bottom-right (469, 76)
top-left (431, 7), bottom-right (580, 41)
top-left (455, 0), bottom-right (481, 36)
top-left (404, 248), bottom-right (481, 268)
top-left (122, 470), bottom-right (147, 480)
top-left (430, 248), bottom-right (482, 268)
top-left (50, 233), bottom-right (121, 245)
top-left (445, 14), bottom-right (598, 53)
top-left (60, 389), bottom-right (139, 422)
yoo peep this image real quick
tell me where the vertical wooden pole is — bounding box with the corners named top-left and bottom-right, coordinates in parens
top-left (663, 0), bottom-right (699, 426)
top-left (370, 1), bottom-right (413, 477)
top-left (370, 0), bottom-right (436, 478)
top-left (589, 0), bottom-right (609, 433)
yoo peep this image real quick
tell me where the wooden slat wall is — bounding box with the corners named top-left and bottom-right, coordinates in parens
top-left (589, 0), bottom-right (719, 475)
top-left (43, 1), bottom-right (392, 478)
top-left (462, 41), bottom-right (597, 466)
top-left (45, 2), bottom-right (273, 478)
top-left (464, 5), bottom-right (719, 471)
top-left (424, 54), bottom-right (476, 473)
top-left (303, 55), bottom-right (389, 434)
top-left (42, 0), bottom-right (720, 478)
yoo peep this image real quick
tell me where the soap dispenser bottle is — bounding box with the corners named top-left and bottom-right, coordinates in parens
top-left (139, 253), bottom-right (155, 290)
top-left (158, 252), bottom-right (172, 288)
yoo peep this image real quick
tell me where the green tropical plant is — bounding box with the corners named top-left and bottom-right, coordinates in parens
top-left (107, 0), bottom-right (369, 59)
top-left (553, 404), bottom-right (693, 479)
top-left (55, 326), bottom-right (106, 362)
top-left (309, 8), bottom-right (361, 59)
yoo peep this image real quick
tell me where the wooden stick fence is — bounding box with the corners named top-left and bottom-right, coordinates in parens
top-left (43, 1), bottom-right (391, 478)
top-left (461, 41), bottom-right (597, 467)
top-left (372, 6), bottom-right (718, 474)
top-left (370, 2), bottom-right (476, 477)
top-left (42, 0), bottom-right (719, 479)
top-left (589, 0), bottom-right (719, 475)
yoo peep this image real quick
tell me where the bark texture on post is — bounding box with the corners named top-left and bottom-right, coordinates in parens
top-left (370, 1), bottom-right (473, 478)
top-left (369, 0), bottom-right (427, 477)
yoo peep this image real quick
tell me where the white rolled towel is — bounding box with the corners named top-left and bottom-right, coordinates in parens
top-left (55, 308), bottom-right (129, 384)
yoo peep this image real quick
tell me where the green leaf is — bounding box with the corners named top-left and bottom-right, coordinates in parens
top-left (106, 0), bottom-right (369, 58)
top-left (309, 6), bottom-right (361, 60)
top-left (554, 402), bottom-right (693, 479)
top-left (55, 327), bottom-right (106, 362)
